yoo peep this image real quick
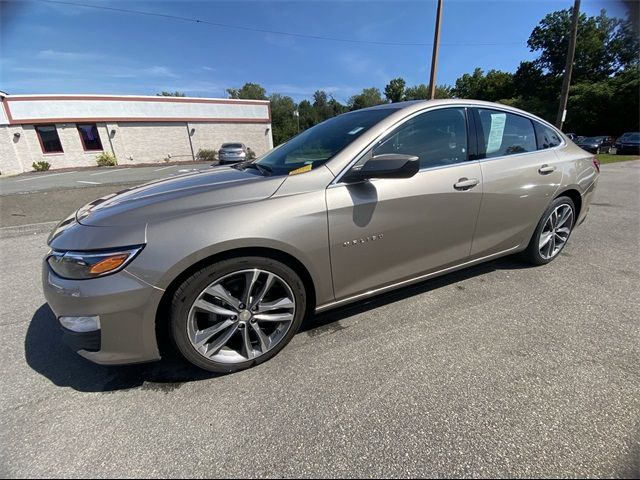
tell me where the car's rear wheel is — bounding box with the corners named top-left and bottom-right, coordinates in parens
top-left (170, 256), bottom-right (306, 373)
top-left (522, 196), bottom-right (576, 266)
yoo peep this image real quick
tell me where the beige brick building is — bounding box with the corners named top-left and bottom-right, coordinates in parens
top-left (0, 93), bottom-right (273, 176)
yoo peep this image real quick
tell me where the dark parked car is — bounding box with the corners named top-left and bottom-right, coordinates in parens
top-left (614, 132), bottom-right (640, 155)
top-left (565, 132), bottom-right (579, 141)
top-left (576, 136), bottom-right (615, 154)
top-left (218, 143), bottom-right (247, 164)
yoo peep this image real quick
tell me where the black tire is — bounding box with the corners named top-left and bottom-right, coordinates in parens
top-left (170, 256), bottom-right (307, 373)
top-left (522, 196), bottom-right (576, 266)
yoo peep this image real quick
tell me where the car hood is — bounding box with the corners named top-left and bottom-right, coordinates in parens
top-left (76, 166), bottom-right (286, 227)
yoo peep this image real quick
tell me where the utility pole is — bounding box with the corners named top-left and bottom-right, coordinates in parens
top-left (293, 109), bottom-right (300, 133)
top-left (556, 0), bottom-right (581, 129)
top-left (428, 0), bottom-right (444, 100)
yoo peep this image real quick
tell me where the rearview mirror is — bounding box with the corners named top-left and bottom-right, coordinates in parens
top-left (342, 154), bottom-right (419, 183)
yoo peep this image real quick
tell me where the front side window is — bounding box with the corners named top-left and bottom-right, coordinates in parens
top-left (35, 125), bottom-right (63, 153)
top-left (77, 124), bottom-right (103, 151)
top-left (534, 122), bottom-right (562, 150)
top-left (256, 108), bottom-right (399, 176)
top-left (477, 109), bottom-right (536, 158)
top-left (373, 107), bottom-right (468, 169)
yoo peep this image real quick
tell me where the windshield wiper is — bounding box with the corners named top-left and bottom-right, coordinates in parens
top-left (232, 161), bottom-right (272, 176)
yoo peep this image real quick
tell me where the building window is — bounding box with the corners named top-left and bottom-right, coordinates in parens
top-left (77, 123), bottom-right (103, 151)
top-left (35, 125), bottom-right (63, 153)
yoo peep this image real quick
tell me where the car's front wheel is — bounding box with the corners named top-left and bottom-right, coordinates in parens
top-left (170, 256), bottom-right (306, 373)
top-left (522, 196), bottom-right (576, 266)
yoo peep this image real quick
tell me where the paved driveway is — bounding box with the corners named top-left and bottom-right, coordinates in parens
top-left (0, 161), bottom-right (638, 478)
top-left (0, 162), bottom-right (212, 196)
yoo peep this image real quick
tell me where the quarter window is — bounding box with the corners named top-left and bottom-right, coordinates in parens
top-left (534, 122), bottom-right (562, 150)
top-left (477, 109), bottom-right (536, 158)
top-left (35, 125), bottom-right (63, 153)
top-left (77, 124), bottom-right (103, 151)
top-left (373, 107), bottom-right (468, 169)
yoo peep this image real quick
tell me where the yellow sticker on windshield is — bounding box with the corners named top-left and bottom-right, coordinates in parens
top-left (289, 164), bottom-right (313, 175)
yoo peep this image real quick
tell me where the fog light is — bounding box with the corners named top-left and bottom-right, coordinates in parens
top-left (59, 316), bottom-right (100, 333)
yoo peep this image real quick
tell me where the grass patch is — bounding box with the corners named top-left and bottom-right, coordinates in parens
top-left (596, 153), bottom-right (640, 164)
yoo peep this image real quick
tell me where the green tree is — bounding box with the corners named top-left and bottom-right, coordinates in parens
top-left (226, 82), bottom-right (267, 100)
top-left (403, 83), bottom-right (429, 100)
top-left (348, 87), bottom-right (385, 110)
top-left (269, 93), bottom-right (298, 146)
top-left (483, 70), bottom-right (515, 101)
top-left (528, 8), bottom-right (637, 82)
top-left (403, 83), bottom-right (453, 100)
top-left (328, 97), bottom-right (348, 116)
top-left (564, 65), bottom-right (639, 136)
top-left (157, 91), bottom-right (186, 97)
top-left (384, 78), bottom-right (406, 103)
top-left (297, 100), bottom-right (315, 131)
top-left (312, 90), bottom-right (334, 123)
top-left (452, 68), bottom-right (486, 99)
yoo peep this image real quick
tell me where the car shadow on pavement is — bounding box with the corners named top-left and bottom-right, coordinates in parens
top-left (25, 256), bottom-right (531, 393)
top-left (25, 304), bottom-right (216, 393)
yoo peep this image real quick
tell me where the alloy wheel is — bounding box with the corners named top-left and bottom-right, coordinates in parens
top-left (539, 204), bottom-right (574, 260)
top-left (187, 269), bottom-right (296, 364)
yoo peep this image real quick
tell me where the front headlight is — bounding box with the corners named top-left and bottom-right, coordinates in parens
top-left (47, 245), bottom-right (144, 280)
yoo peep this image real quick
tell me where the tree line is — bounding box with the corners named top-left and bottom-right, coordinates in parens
top-left (165, 7), bottom-right (638, 144)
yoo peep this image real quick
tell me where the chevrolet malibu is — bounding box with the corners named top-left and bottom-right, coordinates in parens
top-left (43, 100), bottom-right (599, 373)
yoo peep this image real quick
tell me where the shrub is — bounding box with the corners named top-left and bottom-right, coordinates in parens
top-left (96, 152), bottom-right (118, 167)
top-left (32, 161), bottom-right (51, 172)
top-left (196, 148), bottom-right (217, 162)
top-left (246, 147), bottom-right (256, 160)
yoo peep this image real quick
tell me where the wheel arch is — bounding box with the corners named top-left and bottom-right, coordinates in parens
top-left (555, 187), bottom-right (583, 220)
top-left (154, 246), bottom-right (318, 358)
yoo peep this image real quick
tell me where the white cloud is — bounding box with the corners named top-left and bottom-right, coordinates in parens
top-left (11, 66), bottom-right (75, 76)
top-left (36, 49), bottom-right (101, 61)
top-left (141, 66), bottom-right (178, 78)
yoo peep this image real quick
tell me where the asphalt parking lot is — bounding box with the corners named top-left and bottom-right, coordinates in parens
top-left (0, 161), bottom-right (638, 477)
top-left (0, 162), bottom-right (211, 227)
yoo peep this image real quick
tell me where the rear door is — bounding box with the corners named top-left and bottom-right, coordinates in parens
top-left (326, 107), bottom-right (483, 301)
top-left (470, 108), bottom-right (563, 257)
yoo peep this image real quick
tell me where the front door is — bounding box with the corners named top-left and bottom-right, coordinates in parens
top-left (326, 107), bottom-right (483, 301)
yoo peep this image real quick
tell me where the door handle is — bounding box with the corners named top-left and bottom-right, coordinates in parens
top-left (453, 177), bottom-right (480, 190)
top-left (538, 164), bottom-right (556, 175)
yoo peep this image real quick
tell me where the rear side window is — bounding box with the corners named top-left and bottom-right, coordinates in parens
top-left (534, 122), bottom-right (562, 150)
top-left (477, 109), bottom-right (536, 158)
top-left (373, 107), bottom-right (468, 169)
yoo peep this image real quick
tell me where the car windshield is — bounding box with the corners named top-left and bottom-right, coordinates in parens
top-left (620, 133), bottom-right (640, 141)
top-left (223, 143), bottom-right (244, 149)
top-left (582, 136), bottom-right (604, 143)
top-left (255, 108), bottom-right (399, 175)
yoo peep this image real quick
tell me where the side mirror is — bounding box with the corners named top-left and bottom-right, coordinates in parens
top-left (342, 154), bottom-right (419, 183)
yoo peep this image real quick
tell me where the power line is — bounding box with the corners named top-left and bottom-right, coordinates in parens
top-left (39, 0), bottom-right (525, 47)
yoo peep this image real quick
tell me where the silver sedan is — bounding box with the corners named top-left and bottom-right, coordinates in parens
top-left (43, 100), bottom-right (599, 373)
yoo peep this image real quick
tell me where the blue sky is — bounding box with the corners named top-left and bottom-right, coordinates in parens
top-left (0, 0), bottom-right (629, 103)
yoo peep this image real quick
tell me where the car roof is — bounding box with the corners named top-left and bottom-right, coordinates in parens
top-left (362, 98), bottom-right (552, 121)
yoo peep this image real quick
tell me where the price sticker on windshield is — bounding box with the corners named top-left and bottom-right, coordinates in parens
top-left (289, 164), bottom-right (313, 175)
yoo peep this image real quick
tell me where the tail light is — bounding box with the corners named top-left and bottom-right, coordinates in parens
top-left (592, 157), bottom-right (601, 173)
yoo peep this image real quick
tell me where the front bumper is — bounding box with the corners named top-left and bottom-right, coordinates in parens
top-left (42, 260), bottom-right (164, 365)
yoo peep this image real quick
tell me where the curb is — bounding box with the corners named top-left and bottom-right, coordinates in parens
top-left (0, 221), bottom-right (57, 239)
